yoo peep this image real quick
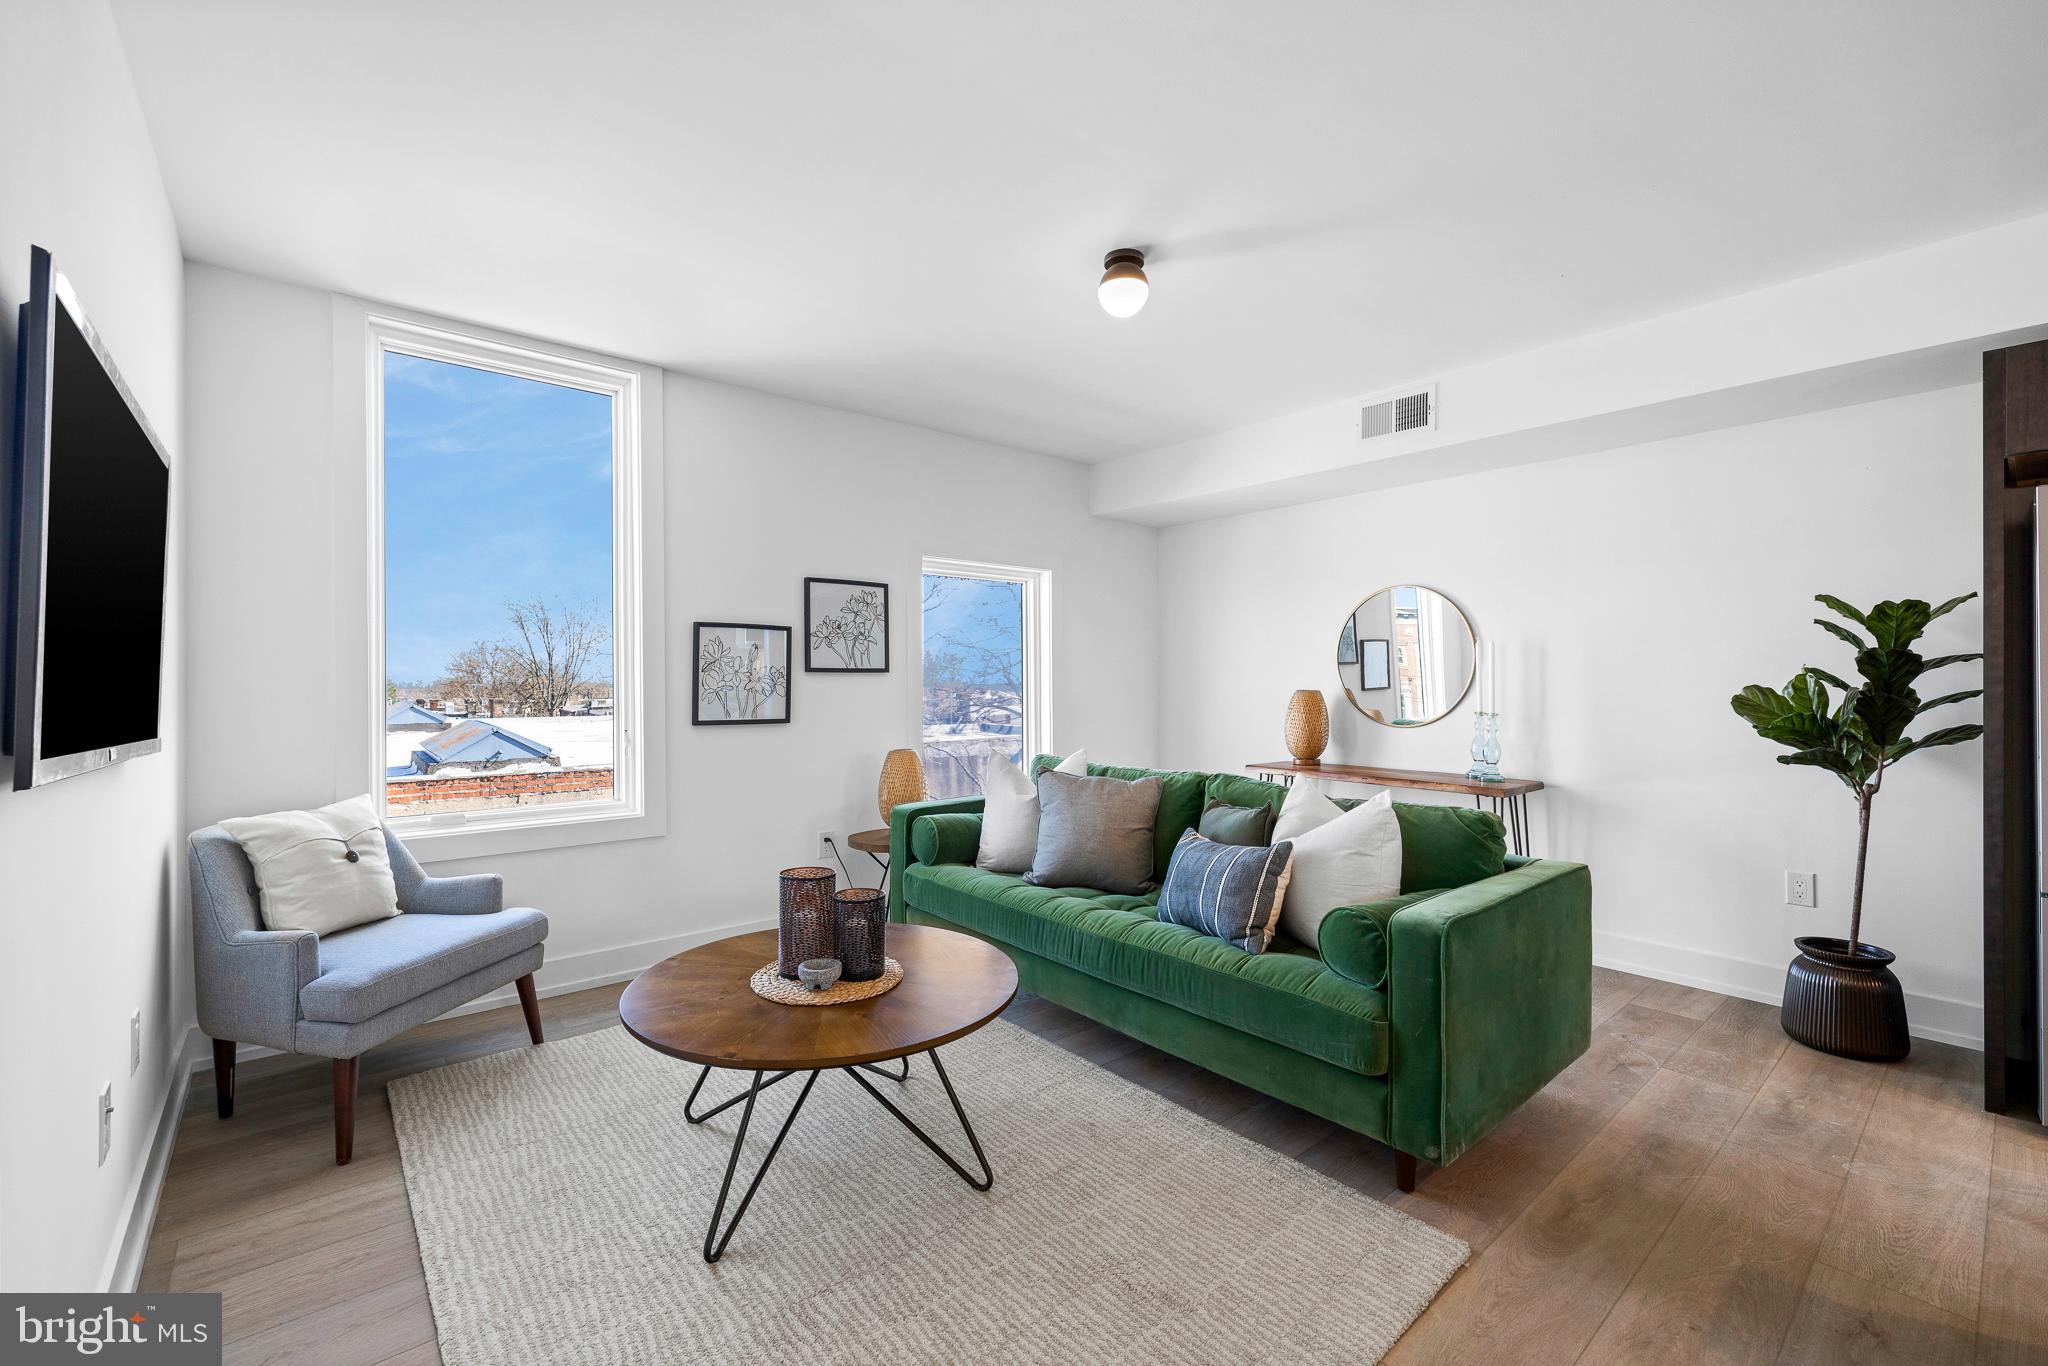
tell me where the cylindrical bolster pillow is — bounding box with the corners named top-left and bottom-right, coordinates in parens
top-left (1317, 890), bottom-right (1445, 989)
top-left (911, 812), bottom-right (982, 866)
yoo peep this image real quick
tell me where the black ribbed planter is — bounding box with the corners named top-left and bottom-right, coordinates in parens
top-left (1780, 936), bottom-right (1910, 1062)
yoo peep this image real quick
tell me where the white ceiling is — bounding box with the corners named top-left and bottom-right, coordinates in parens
top-left (111, 0), bottom-right (2048, 462)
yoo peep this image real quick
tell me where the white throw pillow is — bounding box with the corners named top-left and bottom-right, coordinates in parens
top-left (976, 748), bottom-right (1087, 874)
top-left (1271, 786), bottom-right (1402, 950)
top-left (220, 795), bottom-right (402, 936)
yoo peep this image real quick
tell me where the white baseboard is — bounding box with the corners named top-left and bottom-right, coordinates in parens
top-left (99, 1040), bottom-right (196, 1292)
top-left (191, 913), bottom-right (779, 1072)
top-left (1594, 930), bottom-right (1984, 1050)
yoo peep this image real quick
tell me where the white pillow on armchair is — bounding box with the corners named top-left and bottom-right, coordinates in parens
top-left (221, 794), bottom-right (401, 935)
top-left (976, 748), bottom-right (1087, 873)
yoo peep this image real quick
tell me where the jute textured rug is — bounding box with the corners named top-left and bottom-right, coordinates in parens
top-left (389, 1019), bottom-right (1467, 1364)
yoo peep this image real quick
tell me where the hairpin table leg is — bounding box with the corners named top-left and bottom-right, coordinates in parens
top-left (857, 1056), bottom-right (911, 1082)
top-left (844, 1047), bottom-right (992, 1191)
top-left (685, 1064), bottom-right (797, 1124)
top-left (701, 1068), bottom-right (818, 1263)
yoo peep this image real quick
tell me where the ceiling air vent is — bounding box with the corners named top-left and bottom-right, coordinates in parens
top-left (1359, 384), bottom-right (1437, 441)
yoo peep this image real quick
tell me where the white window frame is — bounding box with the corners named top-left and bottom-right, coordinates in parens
top-left (918, 556), bottom-right (1052, 774)
top-left (334, 299), bottom-right (666, 860)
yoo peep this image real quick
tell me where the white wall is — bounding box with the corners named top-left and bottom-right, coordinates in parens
top-left (182, 263), bottom-right (1159, 1000)
top-left (0, 0), bottom-right (187, 1291)
top-left (1157, 385), bottom-right (1985, 1044)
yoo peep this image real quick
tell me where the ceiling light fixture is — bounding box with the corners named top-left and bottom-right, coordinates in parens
top-left (1097, 247), bottom-right (1148, 318)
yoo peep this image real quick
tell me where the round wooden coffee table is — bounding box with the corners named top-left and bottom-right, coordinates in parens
top-left (619, 923), bottom-right (1017, 1262)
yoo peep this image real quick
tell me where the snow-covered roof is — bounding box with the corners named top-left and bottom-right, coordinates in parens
top-left (415, 718), bottom-right (552, 767)
top-left (385, 700), bottom-right (449, 731)
top-left (386, 714), bottom-right (615, 778)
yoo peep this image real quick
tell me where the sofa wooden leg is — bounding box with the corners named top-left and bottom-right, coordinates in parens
top-left (1395, 1150), bottom-right (1417, 1193)
top-left (212, 1039), bottom-right (236, 1119)
top-left (516, 973), bottom-right (544, 1045)
top-left (334, 1057), bottom-right (359, 1166)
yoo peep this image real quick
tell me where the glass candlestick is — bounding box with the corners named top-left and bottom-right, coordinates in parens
top-left (1468, 711), bottom-right (1503, 783)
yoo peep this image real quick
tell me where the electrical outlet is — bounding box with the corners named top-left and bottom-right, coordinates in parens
top-left (129, 1009), bottom-right (142, 1075)
top-left (1785, 871), bottom-right (1817, 908)
top-left (97, 1083), bottom-right (113, 1167)
top-left (818, 831), bottom-right (835, 861)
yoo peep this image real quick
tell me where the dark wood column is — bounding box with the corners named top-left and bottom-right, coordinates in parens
top-left (1986, 341), bottom-right (2048, 1116)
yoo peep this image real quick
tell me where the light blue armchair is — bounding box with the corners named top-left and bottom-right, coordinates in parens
top-left (188, 825), bottom-right (549, 1163)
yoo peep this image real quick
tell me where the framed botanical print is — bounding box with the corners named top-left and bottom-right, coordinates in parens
top-left (693, 622), bottom-right (792, 724)
top-left (804, 577), bottom-right (889, 672)
top-left (1337, 615), bottom-right (1359, 665)
top-left (1359, 638), bottom-right (1391, 691)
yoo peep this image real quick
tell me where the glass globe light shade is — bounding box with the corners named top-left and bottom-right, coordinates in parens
top-left (1098, 262), bottom-right (1149, 318)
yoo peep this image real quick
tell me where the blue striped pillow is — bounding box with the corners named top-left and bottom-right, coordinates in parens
top-left (1155, 830), bottom-right (1294, 953)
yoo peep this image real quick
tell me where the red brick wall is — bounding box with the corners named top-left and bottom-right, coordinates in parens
top-left (385, 768), bottom-right (616, 812)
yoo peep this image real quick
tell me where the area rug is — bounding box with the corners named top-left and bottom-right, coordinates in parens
top-left (389, 1019), bottom-right (1467, 1364)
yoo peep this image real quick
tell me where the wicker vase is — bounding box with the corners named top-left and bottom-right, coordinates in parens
top-left (877, 748), bottom-right (928, 826)
top-left (777, 866), bottom-right (838, 979)
top-left (835, 887), bottom-right (889, 981)
top-left (1285, 690), bottom-right (1329, 764)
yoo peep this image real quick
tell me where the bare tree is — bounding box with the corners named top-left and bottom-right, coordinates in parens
top-left (503, 599), bottom-right (609, 716)
top-left (439, 640), bottom-right (522, 714)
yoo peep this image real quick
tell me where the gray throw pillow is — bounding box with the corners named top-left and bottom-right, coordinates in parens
top-left (1197, 798), bottom-right (1275, 847)
top-left (1156, 830), bottom-right (1294, 953)
top-left (1024, 769), bottom-right (1163, 894)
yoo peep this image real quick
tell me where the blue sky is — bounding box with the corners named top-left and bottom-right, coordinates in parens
top-left (383, 352), bottom-right (613, 685)
top-left (922, 574), bottom-right (1022, 687)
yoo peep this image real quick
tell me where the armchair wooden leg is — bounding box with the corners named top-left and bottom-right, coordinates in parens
top-left (516, 973), bottom-right (544, 1045)
top-left (212, 1039), bottom-right (236, 1119)
top-left (334, 1057), bottom-right (359, 1166)
top-left (1395, 1150), bottom-right (1417, 1193)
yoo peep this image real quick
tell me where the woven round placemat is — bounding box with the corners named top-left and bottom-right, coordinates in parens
top-left (748, 958), bottom-right (903, 1006)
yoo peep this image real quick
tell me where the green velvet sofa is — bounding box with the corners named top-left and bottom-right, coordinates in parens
top-left (887, 759), bottom-right (1592, 1190)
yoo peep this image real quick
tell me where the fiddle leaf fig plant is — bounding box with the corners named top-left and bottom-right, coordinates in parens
top-left (1730, 593), bottom-right (1984, 956)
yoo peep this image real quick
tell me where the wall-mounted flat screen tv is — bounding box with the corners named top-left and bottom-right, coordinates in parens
top-left (5, 246), bottom-right (172, 789)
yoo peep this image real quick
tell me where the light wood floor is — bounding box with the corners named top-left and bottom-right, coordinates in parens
top-left (140, 968), bottom-right (2048, 1365)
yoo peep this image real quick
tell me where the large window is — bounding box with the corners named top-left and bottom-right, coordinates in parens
top-left (369, 316), bottom-right (645, 837)
top-left (920, 558), bottom-right (1047, 797)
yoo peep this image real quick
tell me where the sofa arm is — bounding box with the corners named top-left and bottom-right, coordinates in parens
top-left (404, 872), bottom-right (504, 916)
top-left (195, 927), bottom-right (320, 1051)
top-left (1318, 890), bottom-right (1446, 990)
top-left (888, 796), bottom-right (984, 921)
top-left (385, 830), bottom-right (504, 914)
top-left (1385, 859), bottom-right (1592, 1167)
top-left (911, 813), bottom-right (982, 867)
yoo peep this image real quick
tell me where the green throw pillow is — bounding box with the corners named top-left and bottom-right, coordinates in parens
top-left (1197, 798), bottom-right (1275, 847)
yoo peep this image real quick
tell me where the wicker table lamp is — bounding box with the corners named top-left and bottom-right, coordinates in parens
top-left (1285, 690), bottom-right (1329, 764)
top-left (877, 748), bottom-right (927, 824)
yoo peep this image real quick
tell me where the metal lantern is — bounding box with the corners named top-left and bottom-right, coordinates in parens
top-left (835, 886), bottom-right (889, 981)
top-left (778, 866), bottom-right (838, 978)
top-left (877, 748), bottom-right (928, 826)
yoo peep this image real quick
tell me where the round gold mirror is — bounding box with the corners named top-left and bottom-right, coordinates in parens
top-left (1336, 586), bottom-right (1477, 726)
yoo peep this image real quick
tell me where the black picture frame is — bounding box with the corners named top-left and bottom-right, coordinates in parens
top-left (1337, 615), bottom-right (1358, 665)
top-left (803, 577), bottom-right (890, 673)
top-left (692, 622), bottom-right (793, 725)
top-left (1359, 638), bottom-right (1391, 691)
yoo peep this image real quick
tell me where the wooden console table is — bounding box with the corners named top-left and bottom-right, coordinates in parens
top-left (1246, 761), bottom-right (1545, 856)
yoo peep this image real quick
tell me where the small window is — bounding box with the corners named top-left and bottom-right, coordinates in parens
top-left (369, 317), bottom-right (645, 839)
top-left (920, 558), bottom-right (1047, 798)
